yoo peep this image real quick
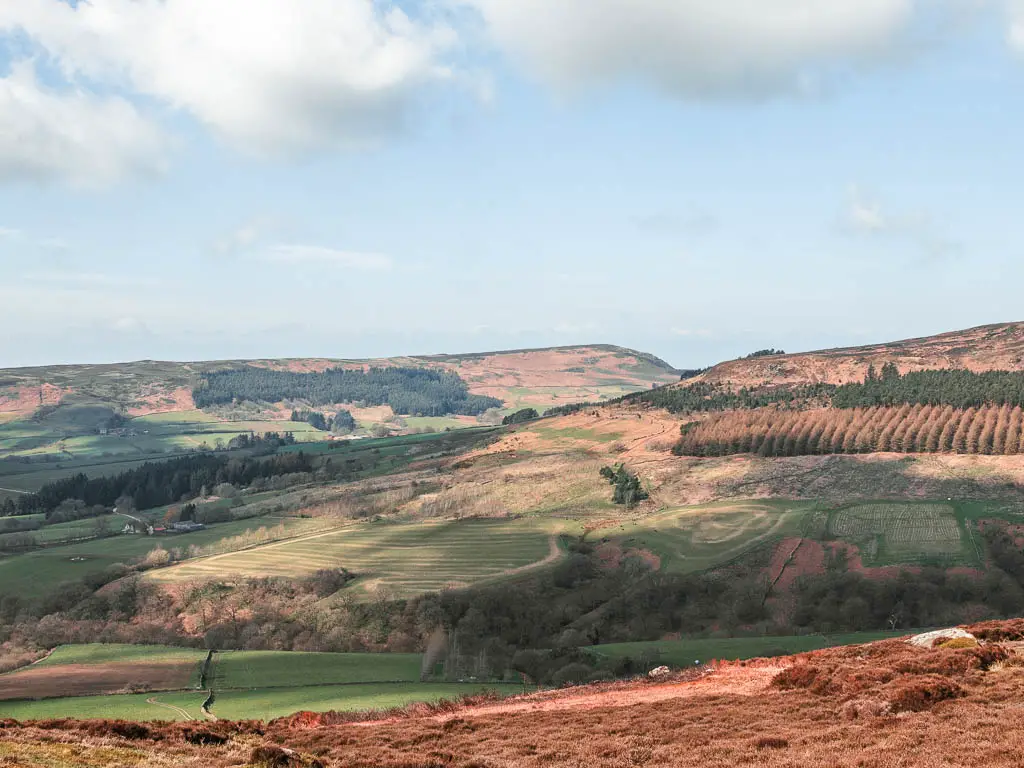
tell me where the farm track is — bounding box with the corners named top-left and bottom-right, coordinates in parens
top-left (145, 697), bottom-right (194, 721)
top-left (353, 666), bottom-right (786, 726)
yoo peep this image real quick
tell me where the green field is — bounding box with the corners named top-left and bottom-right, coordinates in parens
top-left (0, 682), bottom-right (521, 722)
top-left (594, 500), bottom-right (812, 574)
top-left (588, 630), bottom-right (913, 668)
top-left (209, 650), bottom-right (422, 689)
top-left (35, 644), bottom-right (209, 669)
top-left (148, 517), bottom-right (570, 597)
top-left (206, 682), bottom-right (523, 721)
top-left (0, 690), bottom-right (210, 721)
top-left (0, 516), bottom-right (328, 596)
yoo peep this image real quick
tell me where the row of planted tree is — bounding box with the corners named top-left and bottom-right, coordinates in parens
top-left (673, 403), bottom-right (1024, 457)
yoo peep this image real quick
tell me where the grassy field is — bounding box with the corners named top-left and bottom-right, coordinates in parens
top-left (588, 631), bottom-right (914, 668)
top-left (205, 682), bottom-right (523, 721)
top-left (148, 517), bottom-right (570, 597)
top-left (209, 650), bottom-right (422, 689)
top-left (0, 682), bottom-right (522, 722)
top-left (0, 516), bottom-right (328, 597)
top-left (593, 500), bottom-right (812, 574)
top-left (0, 690), bottom-right (210, 721)
top-left (35, 644), bottom-right (209, 669)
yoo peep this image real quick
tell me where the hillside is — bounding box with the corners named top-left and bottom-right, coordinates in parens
top-left (694, 322), bottom-right (1024, 389)
top-left (0, 345), bottom-right (679, 501)
top-left (0, 345), bottom-right (680, 420)
top-left (3, 622), bottom-right (1024, 767)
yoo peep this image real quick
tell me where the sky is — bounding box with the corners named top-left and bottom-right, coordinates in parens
top-left (1, 1), bottom-right (1024, 370)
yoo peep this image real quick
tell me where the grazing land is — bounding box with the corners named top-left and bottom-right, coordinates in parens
top-left (208, 650), bottom-right (422, 689)
top-left (147, 517), bottom-right (573, 598)
top-left (0, 644), bottom-right (208, 701)
top-left (588, 630), bottom-right (913, 668)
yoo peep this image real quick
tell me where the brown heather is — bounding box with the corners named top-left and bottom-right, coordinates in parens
top-left (5, 621), bottom-right (1024, 766)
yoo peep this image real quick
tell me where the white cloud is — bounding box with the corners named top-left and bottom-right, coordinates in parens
top-left (465, 0), bottom-right (915, 96)
top-left (0, 61), bottom-right (166, 185)
top-left (0, 0), bottom-right (457, 156)
top-left (843, 185), bottom-right (962, 262)
top-left (264, 245), bottom-right (394, 271)
top-left (1009, 0), bottom-right (1024, 49)
top-left (0, 227), bottom-right (22, 238)
top-left (847, 186), bottom-right (889, 233)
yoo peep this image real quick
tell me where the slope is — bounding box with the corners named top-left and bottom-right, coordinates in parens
top-left (692, 321), bottom-right (1024, 390)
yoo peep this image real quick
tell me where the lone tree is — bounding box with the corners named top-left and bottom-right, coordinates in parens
top-left (599, 464), bottom-right (649, 506)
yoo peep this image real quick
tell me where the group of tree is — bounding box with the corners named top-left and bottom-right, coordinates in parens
top-left (502, 408), bottom-right (539, 425)
top-left (11, 451), bottom-right (316, 517)
top-left (193, 366), bottom-right (502, 417)
top-left (628, 381), bottom-right (836, 415)
top-left (10, 527), bottom-right (1024, 670)
top-left (290, 409), bottom-right (356, 433)
top-left (832, 365), bottom-right (1024, 409)
top-left (599, 464), bottom-right (649, 506)
top-left (673, 403), bottom-right (1024, 458)
top-left (741, 349), bottom-right (785, 359)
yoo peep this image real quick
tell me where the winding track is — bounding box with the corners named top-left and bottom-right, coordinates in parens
top-left (145, 697), bottom-right (194, 721)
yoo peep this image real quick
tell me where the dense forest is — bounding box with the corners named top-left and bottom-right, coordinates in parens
top-left (832, 365), bottom-right (1024, 409)
top-left (193, 366), bottom-right (502, 416)
top-left (11, 450), bottom-right (317, 516)
top-left (628, 381), bottom-right (836, 414)
top-left (672, 403), bottom-right (1024, 457)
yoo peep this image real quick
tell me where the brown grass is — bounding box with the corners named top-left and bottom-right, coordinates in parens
top-left (0, 661), bottom-right (197, 700)
top-left (6, 625), bottom-right (1024, 767)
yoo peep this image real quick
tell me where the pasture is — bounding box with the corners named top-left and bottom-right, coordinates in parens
top-left (826, 502), bottom-right (972, 566)
top-left (0, 516), bottom-right (328, 597)
top-left (0, 683), bottom-right (522, 722)
top-left (147, 517), bottom-right (570, 598)
top-left (209, 650), bottom-right (422, 689)
top-left (592, 500), bottom-right (812, 574)
top-left (0, 645), bottom-right (208, 701)
top-left (588, 630), bottom-right (913, 668)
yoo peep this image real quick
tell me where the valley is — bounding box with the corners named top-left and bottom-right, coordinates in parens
top-left (7, 323), bottom-right (1024, 760)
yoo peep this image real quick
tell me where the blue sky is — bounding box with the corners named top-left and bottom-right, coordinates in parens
top-left (1, 1), bottom-right (1023, 369)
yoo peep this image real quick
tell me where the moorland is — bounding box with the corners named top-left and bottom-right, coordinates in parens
top-left (6, 323), bottom-right (1024, 766)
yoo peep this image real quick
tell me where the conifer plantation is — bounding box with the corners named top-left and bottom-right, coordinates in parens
top-left (673, 403), bottom-right (1024, 457)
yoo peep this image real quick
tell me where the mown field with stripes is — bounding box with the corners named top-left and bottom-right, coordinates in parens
top-left (146, 517), bottom-right (577, 597)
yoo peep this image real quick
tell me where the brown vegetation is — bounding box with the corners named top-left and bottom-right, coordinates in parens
top-left (6, 622), bottom-right (1024, 766)
top-left (0, 661), bottom-right (197, 700)
top-left (675, 403), bottom-right (1024, 457)
top-left (695, 321), bottom-right (1024, 389)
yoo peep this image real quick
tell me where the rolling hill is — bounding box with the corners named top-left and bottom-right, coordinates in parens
top-left (692, 322), bottom-right (1024, 389)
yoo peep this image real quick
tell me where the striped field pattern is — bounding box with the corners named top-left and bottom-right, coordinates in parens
top-left (148, 517), bottom-right (568, 598)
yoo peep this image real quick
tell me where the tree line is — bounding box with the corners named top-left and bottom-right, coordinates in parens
top-left (629, 381), bottom-right (836, 415)
top-left (673, 403), bottom-right (1024, 457)
top-left (193, 366), bottom-right (502, 417)
top-left (832, 364), bottom-right (1024, 409)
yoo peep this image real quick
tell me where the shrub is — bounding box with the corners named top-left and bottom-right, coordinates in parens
top-left (754, 737), bottom-right (789, 750)
top-left (935, 637), bottom-right (979, 650)
top-left (888, 676), bottom-right (964, 712)
top-left (551, 662), bottom-right (594, 687)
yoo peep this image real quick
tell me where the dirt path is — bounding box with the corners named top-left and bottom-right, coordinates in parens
top-left (145, 697), bottom-right (194, 721)
top-left (354, 666), bottom-right (786, 727)
top-left (0, 486), bottom-right (30, 494)
top-left (497, 535), bottom-right (563, 578)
